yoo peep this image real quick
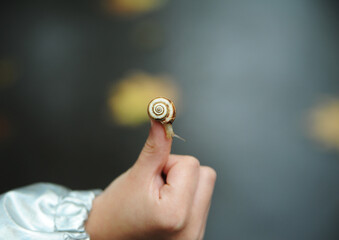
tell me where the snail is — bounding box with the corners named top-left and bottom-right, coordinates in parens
top-left (147, 97), bottom-right (185, 141)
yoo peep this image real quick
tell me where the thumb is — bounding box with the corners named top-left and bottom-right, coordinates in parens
top-left (134, 120), bottom-right (172, 175)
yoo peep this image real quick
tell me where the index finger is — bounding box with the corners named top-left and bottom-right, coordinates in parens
top-left (160, 155), bottom-right (200, 208)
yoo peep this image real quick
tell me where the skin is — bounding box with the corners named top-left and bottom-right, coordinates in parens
top-left (85, 120), bottom-right (216, 240)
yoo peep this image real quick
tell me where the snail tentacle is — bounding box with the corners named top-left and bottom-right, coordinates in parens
top-left (173, 133), bottom-right (186, 142)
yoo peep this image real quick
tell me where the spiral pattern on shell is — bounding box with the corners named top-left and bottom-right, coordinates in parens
top-left (148, 97), bottom-right (176, 124)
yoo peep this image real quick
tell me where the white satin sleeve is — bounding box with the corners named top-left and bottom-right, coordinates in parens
top-left (0, 183), bottom-right (102, 240)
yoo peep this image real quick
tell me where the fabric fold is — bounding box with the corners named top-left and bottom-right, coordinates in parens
top-left (0, 183), bottom-right (102, 240)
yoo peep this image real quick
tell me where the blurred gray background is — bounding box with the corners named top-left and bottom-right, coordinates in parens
top-left (0, 0), bottom-right (338, 239)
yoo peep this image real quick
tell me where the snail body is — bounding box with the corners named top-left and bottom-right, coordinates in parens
top-left (147, 97), bottom-right (185, 141)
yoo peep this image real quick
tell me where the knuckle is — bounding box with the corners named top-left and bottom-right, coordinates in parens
top-left (202, 166), bottom-right (217, 183)
top-left (142, 139), bottom-right (157, 155)
top-left (158, 209), bottom-right (187, 233)
top-left (183, 156), bottom-right (200, 169)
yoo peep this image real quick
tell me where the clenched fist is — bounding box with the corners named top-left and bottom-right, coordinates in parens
top-left (85, 120), bottom-right (216, 240)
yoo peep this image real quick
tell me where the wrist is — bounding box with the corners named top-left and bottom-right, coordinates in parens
top-left (85, 195), bottom-right (104, 240)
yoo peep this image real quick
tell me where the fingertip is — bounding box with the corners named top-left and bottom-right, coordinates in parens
top-left (149, 120), bottom-right (172, 145)
top-left (138, 120), bottom-right (172, 161)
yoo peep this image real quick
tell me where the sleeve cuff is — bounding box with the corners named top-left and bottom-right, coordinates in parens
top-left (55, 189), bottom-right (101, 240)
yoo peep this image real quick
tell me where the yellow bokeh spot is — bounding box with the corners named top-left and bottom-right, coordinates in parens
top-left (108, 71), bottom-right (179, 126)
top-left (103, 0), bottom-right (167, 16)
top-left (308, 97), bottom-right (339, 150)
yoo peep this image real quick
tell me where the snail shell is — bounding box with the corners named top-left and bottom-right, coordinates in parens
top-left (147, 97), bottom-right (176, 124)
top-left (147, 97), bottom-right (184, 141)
